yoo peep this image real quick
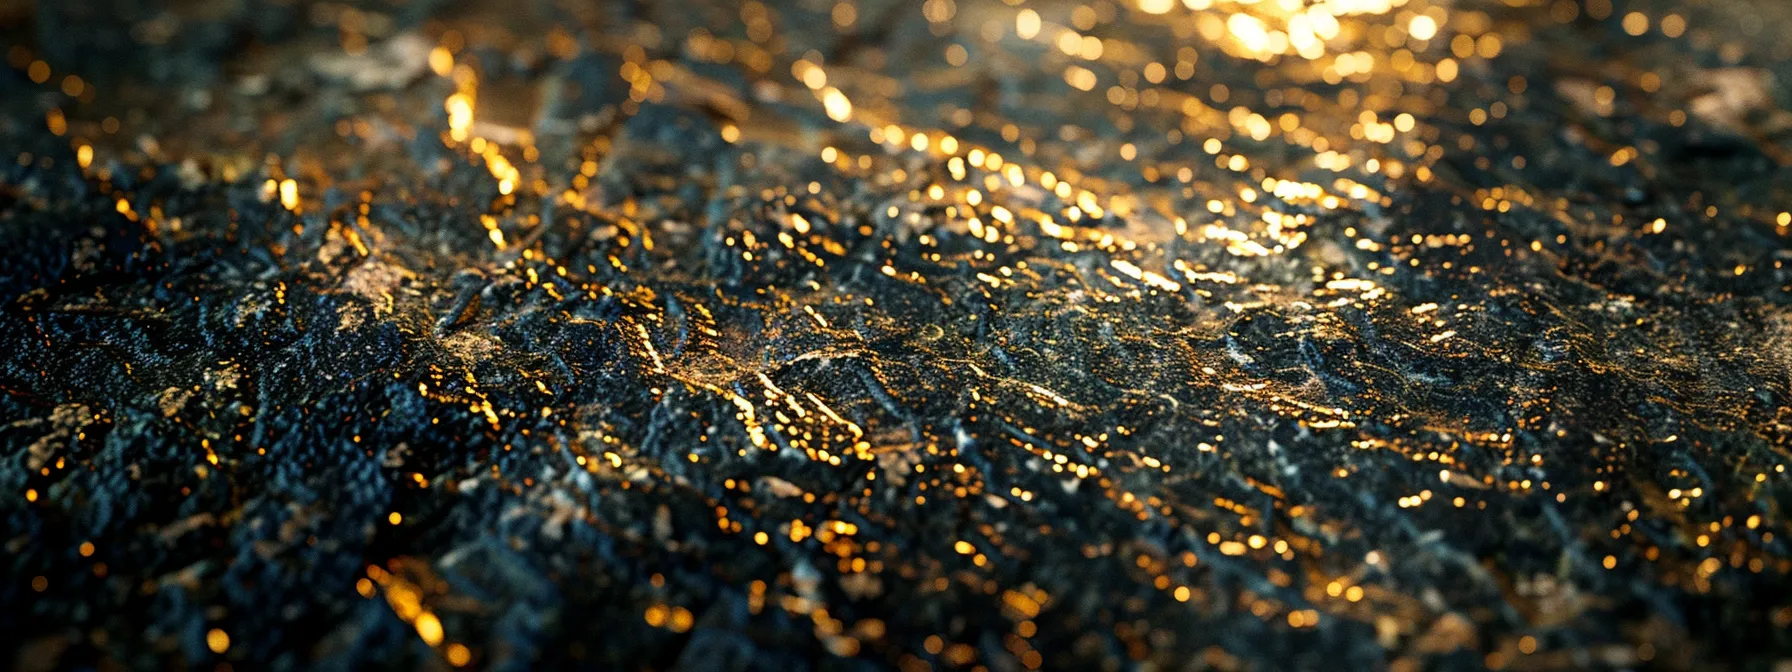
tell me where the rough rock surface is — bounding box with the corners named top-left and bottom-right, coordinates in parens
top-left (3, 0), bottom-right (1792, 670)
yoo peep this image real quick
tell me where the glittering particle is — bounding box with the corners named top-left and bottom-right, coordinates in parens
top-left (445, 92), bottom-right (473, 142)
top-left (278, 179), bottom-right (299, 211)
top-left (1408, 15), bottom-right (1438, 41)
top-left (1137, 0), bottom-right (1175, 15)
top-left (415, 612), bottom-right (444, 645)
top-left (820, 87), bottom-right (852, 122)
top-left (1016, 9), bottom-right (1041, 39)
top-left (446, 643), bottom-right (472, 666)
top-left (429, 46), bottom-right (454, 76)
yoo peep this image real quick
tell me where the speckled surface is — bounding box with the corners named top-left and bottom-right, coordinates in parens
top-left (3, 0), bottom-right (1792, 669)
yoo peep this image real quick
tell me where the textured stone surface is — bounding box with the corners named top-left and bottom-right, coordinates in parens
top-left (3, 0), bottom-right (1792, 669)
